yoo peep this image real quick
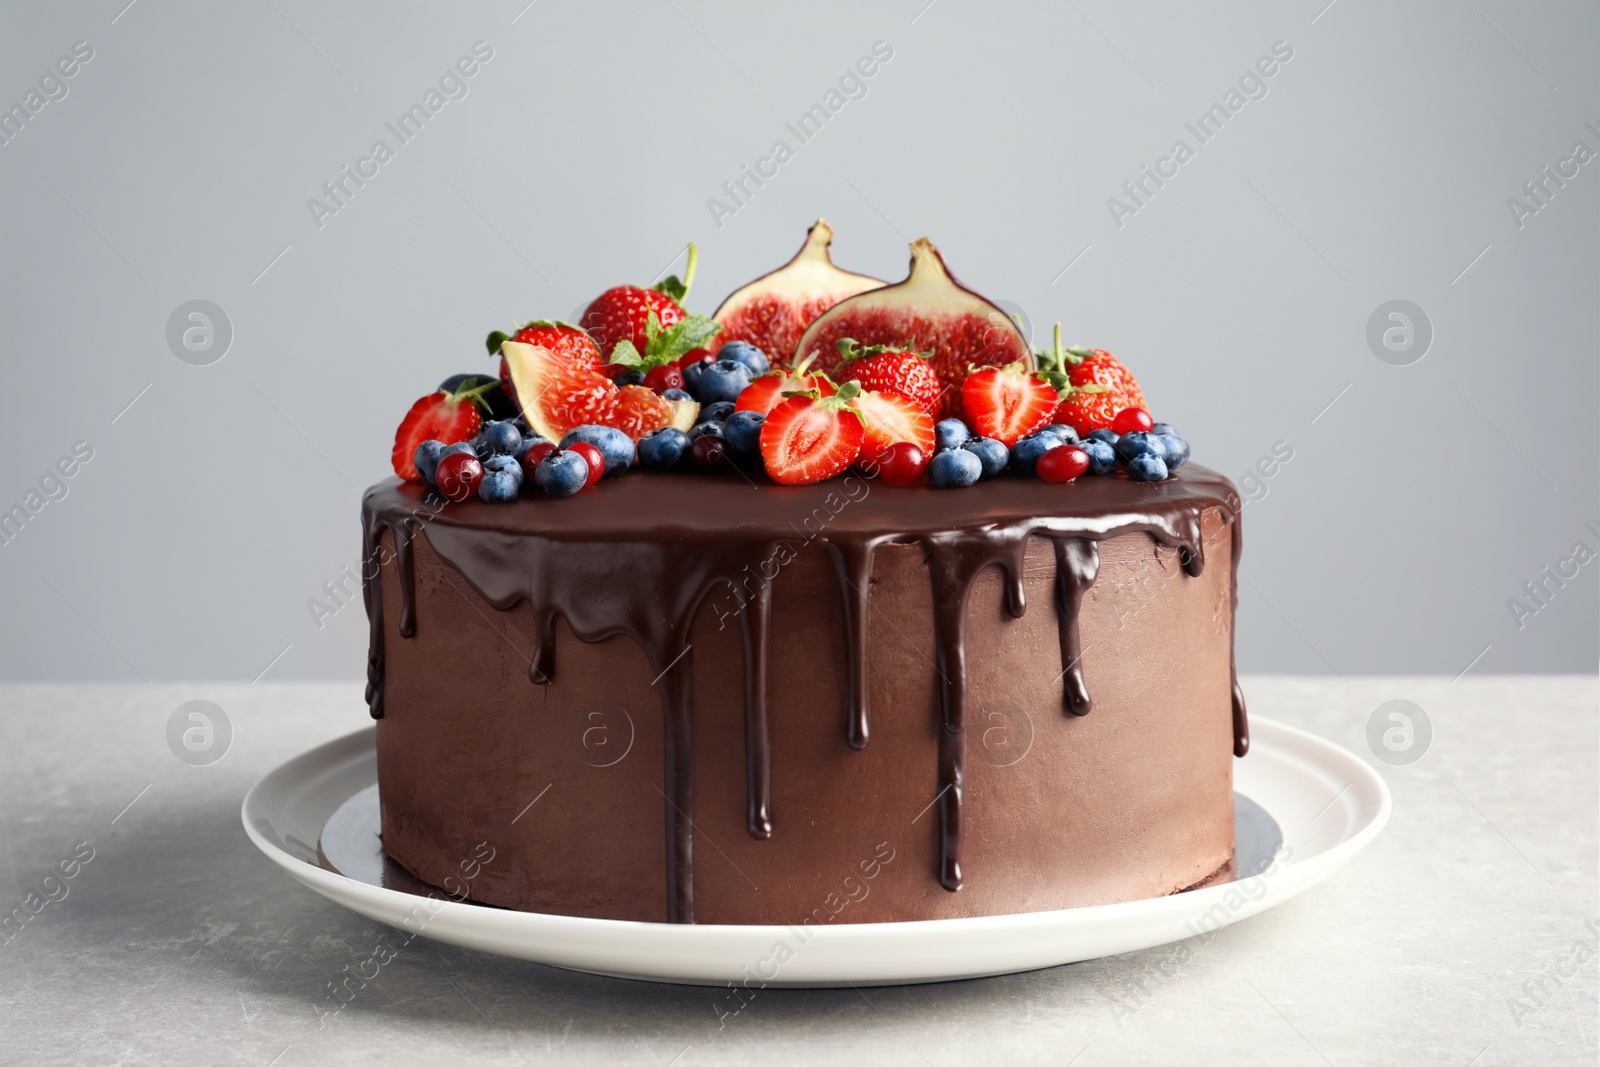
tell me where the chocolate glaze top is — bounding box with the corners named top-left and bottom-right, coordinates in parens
top-left (362, 464), bottom-right (1247, 923)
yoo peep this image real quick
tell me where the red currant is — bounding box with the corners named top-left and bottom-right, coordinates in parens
top-left (568, 441), bottom-right (606, 487)
top-left (1111, 407), bottom-right (1153, 434)
top-left (520, 441), bottom-right (555, 481)
top-left (876, 442), bottom-right (927, 487)
top-left (690, 433), bottom-right (729, 471)
top-left (644, 365), bottom-right (685, 393)
top-left (677, 347), bottom-right (715, 370)
top-left (1037, 445), bottom-right (1090, 483)
top-left (435, 451), bottom-right (484, 501)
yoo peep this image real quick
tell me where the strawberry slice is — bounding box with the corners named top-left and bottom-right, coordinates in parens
top-left (500, 340), bottom-right (616, 442)
top-left (849, 387), bottom-right (934, 465)
top-left (390, 384), bottom-right (487, 480)
top-left (759, 383), bottom-right (865, 485)
top-left (734, 354), bottom-right (836, 416)
top-left (961, 362), bottom-right (1057, 446)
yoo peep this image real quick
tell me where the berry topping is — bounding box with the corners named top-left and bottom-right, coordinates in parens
top-left (534, 449), bottom-right (590, 497)
top-left (960, 436), bottom-right (1009, 479)
top-left (697, 359), bottom-right (754, 405)
top-left (390, 381), bottom-right (493, 480)
top-left (1111, 407), bottom-right (1154, 435)
top-left (697, 400), bottom-right (737, 424)
top-left (560, 425), bottom-right (634, 477)
top-left (733, 354), bottom-right (837, 416)
top-left (412, 440), bottom-right (447, 485)
top-left (717, 340), bottom-right (771, 377)
top-left (1126, 453), bottom-right (1169, 482)
top-left (875, 441), bottom-right (928, 487)
top-left (520, 440), bottom-right (555, 480)
top-left (688, 421), bottom-right (725, 442)
top-left (960, 361), bottom-right (1057, 447)
top-left (849, 387), bottom-right (935, 467)
top-left (566, 441), bottom-right (606, 487)
top-left (758, 383), bottom-right (865, 486)
top-left (616, 369), bottom-right (646, 387)
top-left (579, 245), bottom-right (699, 364)
top-left (722, 410), bottom-right (766, 458)
top-left (927, 447), bottom-right (982, 489)
top-left (643, 364), bottom-right (685, 393)
top-left (1008, 431), bottom-right (1058, 477)
top-left (934, 418), bottom-right (970, 453)
top-left (1035, 324), bottom-right (1146, 435)
top-left (638, 427), bottom-right (691, 470)
top-left (1114, 431), bottom-right (1168, 466)
top-left (832, 338), bottom-right (942, 414)
top-left (690, 433), bottom-right (731, 471)
top-left (1157, 433), bottom-right (1190, 470)
top-left (662, 388), bottom-right (692, 402)
top-left (1037, 445), bottom-right (1090, 483)
top-left (480, 419), bottom-right (523, 456)
top-left (1078, 437), bottom-right (1118, 475)
top-left (1085, 428), bottom-right (1119, 447)
top-left (434, 450), bottom-right (483, 502)
top-left (477, 455), bottom-right (524, 502)
top-left (1150, 422), bottom-right (1177, 436)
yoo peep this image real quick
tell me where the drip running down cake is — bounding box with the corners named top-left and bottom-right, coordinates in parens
top-left (364, 220), bottom-right (1248, 924)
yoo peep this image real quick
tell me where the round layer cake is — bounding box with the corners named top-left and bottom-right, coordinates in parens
top-left (361, 465), bottom-right (1247, 924)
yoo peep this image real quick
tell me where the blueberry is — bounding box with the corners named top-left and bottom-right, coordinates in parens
top-left (560, 425), bottom-right (634, 477)
top-left (1114, 431), bottom-right (1168, 465)
top-left (441, 441), bottom-right (476, 461)
top-left (514, 433), bottom-right (548, 460)
top-left (1150, 422), bottom-right (1177, 437)
top-left (412, 440), bottom-right (447, 484)
top-left (1085, 428), bottom-right (1119, 447)
top-left (723, 410), bottom-right (765, 457)
top-left (1157, 433), bottom-right (1190, 470)
top-left (662, 388), bottom-right (692, 402)
top-left (934, 419), bottom-right (970, 452)
top-left (481, 420), bottom-right (522, 456)
top-left (682, 358), bottom-right (713, 398)
top-left (477, 456), bottom-right (524, 502)
top-left (1042, 423), bottom-right (1081, 445)
top-left (535, 449), bottom-right (590, 497)
top-left (1126, 453), bottom-right (1169, 482)
top-left (1009, 432), bottom-right (1058, 476)
top-left (717, 341), bottom-right (770, 377)
top-left (928, 448), bottom-right (982, 489)
top-left (961, 437), bottom-right (1008, 479)
top-left (638, 427), bottom-right (691, 470)
top-left (616, 369), bottom-right (646, 387)
top-left (1079, 438), bottom-right (1118, 475)
top-left (697, 400), bottom-right (736, 424)
top-left (698, 360), bottom-right (753, 405)
top-left (688, 421), bottom-right (725, 442)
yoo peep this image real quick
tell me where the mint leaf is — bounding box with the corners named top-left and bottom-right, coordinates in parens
top-left (608, 340), bottom-right (644, 368)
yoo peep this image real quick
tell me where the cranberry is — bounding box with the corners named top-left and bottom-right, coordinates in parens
top-left (644, 365), bottom-right (685, 393)
top-left (1037, 445), bottom-right (1090, 483)
top-left (567, 441), bottom-right (606, 487)
top-left (690, 433), bottom-right (729, 471)
top-left (876, 442), bottom-right (927, 487)
top-left (1111, 407), bottom-right (1154, 435)
top-left (520, 441), bottom-right (555, 480)
top-left (435, 451), bottom-right (484, 501)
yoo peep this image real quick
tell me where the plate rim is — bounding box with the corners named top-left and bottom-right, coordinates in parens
top-left (241, 716), bottom-right (1390, 983)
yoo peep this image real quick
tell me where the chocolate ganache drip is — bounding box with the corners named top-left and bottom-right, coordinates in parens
top-left (361, 467), bottom-right (1248, 922)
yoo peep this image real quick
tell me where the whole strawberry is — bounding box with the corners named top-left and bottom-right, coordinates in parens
top-left (486, 320), bottom-right (605, 377)
top-left (1052, 385), bottom-right (1121, 436)
top-left (832, 338), bottom-right (942, 414)
top-left (1065, 347), bottom-right (1144, 410)
top-left (1034, 323), bottom-right (1146, 435)
top-left (579, 245), bottom-right (698, 372)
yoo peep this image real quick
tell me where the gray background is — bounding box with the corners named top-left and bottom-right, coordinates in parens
top-left (1, 0), bottom-right (1595, 683)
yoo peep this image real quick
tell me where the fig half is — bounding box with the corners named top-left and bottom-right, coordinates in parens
top-left (794, 238), bottom-right (1033, 420)
top-left (711, 219), bottom-right (884, 368)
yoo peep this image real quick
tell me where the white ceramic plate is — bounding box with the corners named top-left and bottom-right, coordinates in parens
top-left (241, 717), bottom-right (1389, 986)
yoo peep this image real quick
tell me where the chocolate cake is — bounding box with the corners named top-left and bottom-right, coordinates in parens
top-left (361, 468), bottom-right (1246, 924)
top-left (363, 223), bottom-right (1248, 925)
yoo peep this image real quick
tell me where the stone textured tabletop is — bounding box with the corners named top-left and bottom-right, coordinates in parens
top-left (0, 676), bottom-right (1594, 1066)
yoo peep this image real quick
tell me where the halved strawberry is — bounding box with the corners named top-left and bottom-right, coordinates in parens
top-left (832, 339), bottom-right (942, 414)
top-left (849, 387), bottom-right (934, 465)
top-left (734, 354), bottom-right (836, 416)
top-left (500, 340), bottom-right (616, 442)
top-left (961, 362), bottom-right (1056, 446)
top-left (759, 383), bottom-right (865, 486)
top-left (390, 383), bottom-right (488, 480)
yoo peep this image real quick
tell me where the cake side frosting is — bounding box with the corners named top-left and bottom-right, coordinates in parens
top-left (362, 467), bottom-right (1247, 923)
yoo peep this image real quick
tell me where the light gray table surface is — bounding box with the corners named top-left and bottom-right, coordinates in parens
top-left (0, 676), bottom-right (1594, 1066)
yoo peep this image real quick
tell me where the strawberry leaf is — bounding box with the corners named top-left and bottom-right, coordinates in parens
top-left (485, 330), bottom-right (510, 357)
